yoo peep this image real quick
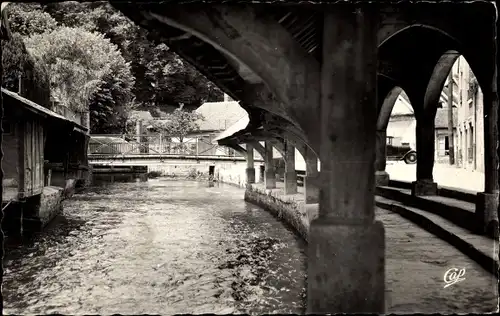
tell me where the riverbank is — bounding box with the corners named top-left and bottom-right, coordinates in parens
top-left (241, 182), bottom-right (498, 314)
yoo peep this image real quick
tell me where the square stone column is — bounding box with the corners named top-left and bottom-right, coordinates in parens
top-left (476, 89), bottom-right (499, 236)
top-left (375, 130), bottom-right (390, 186)
top-left (307, 8), bottom-right (384, 314)
top-left (304, 175), bottom-right (319, 204)
top-left (264, 141), bottom-right (276, 189)
top-left (412, 118), bottom-right (438, 196)
top-left (259, 165), bottom-right (265, 183)
top-left (246, 168), bottom-right (256, 184)
top-left (246, 144), bottom-right (255, 184)
top-left (305, 146), bottom-right (319, 204)
top-left (284, 140), bottom-right (297, 194)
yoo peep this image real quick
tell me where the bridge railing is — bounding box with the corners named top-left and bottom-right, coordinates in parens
top-left (88, 134), bottom-right (242, 157)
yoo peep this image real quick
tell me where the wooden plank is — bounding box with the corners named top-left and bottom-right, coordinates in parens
top-left (39, 123), bottom-right (44, 190)
top-left (25, 120), bottom-right (33, 195)
top-left (17, 121), bottom-right (26, 197)
top-left (34, 121), bottom-right (41, 192)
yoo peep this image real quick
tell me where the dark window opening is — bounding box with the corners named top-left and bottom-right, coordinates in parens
top-left (2, 120), bottom-right (12, 134)
top-left (444, 136), bottom-right (449, 155)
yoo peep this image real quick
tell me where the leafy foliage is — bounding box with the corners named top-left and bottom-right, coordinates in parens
top-left (148, 108), bottom-right (205, 143)
top-left (41, 1), bottom-right (223, 109)
top-left (7, 3), bottom-right (58, 36)
top-left (25, 27), bottom-right (134, 116)
top-left (4, 1), bottom-right (223, 133)
top-left (1, 33), bottom-right (51, 107)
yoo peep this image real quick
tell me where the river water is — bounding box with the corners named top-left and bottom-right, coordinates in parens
top-left (2, 176), bottom-right (307, 315)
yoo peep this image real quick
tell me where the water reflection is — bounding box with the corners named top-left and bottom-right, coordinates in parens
top-left (3, 177), bottom-right (306, 315)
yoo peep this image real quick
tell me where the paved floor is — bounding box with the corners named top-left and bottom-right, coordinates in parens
top-left (386, 161), bottom-right (485, 192)
top-left (249, 182), bottom-right (498, 313)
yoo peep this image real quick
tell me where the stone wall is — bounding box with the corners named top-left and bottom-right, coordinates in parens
top-left (37, 186), bottom-right (64, 226)
top-left (244, 184), bottom-right (310, 241)
top-left (147, 163), bottom-right (211, 178)
top-left (148, 161), bottom-right (265, 185)
top-left (12, 186), bottom-right (64, 234)
top-left (215, 161), bottom-right (249, 188)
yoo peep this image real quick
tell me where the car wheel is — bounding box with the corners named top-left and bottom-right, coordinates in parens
top-left (404, 152), bottom-right (417, 164)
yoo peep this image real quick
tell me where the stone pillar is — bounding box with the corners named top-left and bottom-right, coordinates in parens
top-left (305, 146), bottom-right (319, 204)
top-left (246, 143), bottom-right (256, 184)
top-left (412, 117), bottom-right (438, 196)
top-left (375, 129), bottom-right (390, 186)
top-left (476, 89), bottom-right (499, 236)
top-left (259, 165), bottom-right (265, 183)
top-left (264, 141), bottom-right (276, 189)
top-left (308, 8), bottom-right (384, 314)
top-left (284, 140), bottom-right (297, 194)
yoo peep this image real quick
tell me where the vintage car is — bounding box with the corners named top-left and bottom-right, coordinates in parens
top-left (386, 136), bottom-right (417, 164)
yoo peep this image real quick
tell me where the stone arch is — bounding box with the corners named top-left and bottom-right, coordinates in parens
top-left (113, 5), bottom-right (321, 153)
top-left (378, 24), bottom-right (462, 50)
top-left (269, 139), bottom-right (286, 161)
top-left (377, 86), bottom-right (403, 131)
top-left (423, 50), bottom-right (461, 113)
top-left (378, 24), bottom-right (465, 119)
top-left (247, 140), bottom-right (265, 160)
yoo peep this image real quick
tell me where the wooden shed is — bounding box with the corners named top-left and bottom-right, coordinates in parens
top-left (1, 88), bottom-right (87, 203)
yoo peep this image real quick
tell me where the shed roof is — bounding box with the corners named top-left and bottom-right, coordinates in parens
top-left (2, 88), bottom-right (88, 132)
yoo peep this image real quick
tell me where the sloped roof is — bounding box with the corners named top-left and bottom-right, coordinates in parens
top-left (195, 101), bottom-right (248, 132)
top-left (2, 88), bottom-right (87, 131)
top-left (129, 110), bottom-right (154, 121)
top-left (213, 115), bottom-right (250, 143)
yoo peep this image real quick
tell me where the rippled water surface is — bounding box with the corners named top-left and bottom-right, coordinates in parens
top-left (3, 177), bottom-right (307, 315)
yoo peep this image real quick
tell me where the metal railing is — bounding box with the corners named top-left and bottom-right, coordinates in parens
top-left (88, 134), bottom-right (242, 158)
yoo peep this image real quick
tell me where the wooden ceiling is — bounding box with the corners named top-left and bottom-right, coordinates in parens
top-left (112, 3), bottom-right (322, 104)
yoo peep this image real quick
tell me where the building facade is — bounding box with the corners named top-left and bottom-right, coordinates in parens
top-left (454, 56), bottom-right (484, 172)
top-left (387, 55), bottom-right (484, 171)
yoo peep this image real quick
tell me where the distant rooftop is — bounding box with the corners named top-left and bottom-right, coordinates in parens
top-left (195, 101), bottom-right (248, 132)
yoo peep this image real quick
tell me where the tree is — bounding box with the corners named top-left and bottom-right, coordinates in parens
top-left (24, 27), bottom-right (135, 116)
top-left (40, 1), bottom-right (224, 110)
top-left (7, 3), bottom-right (58, 36)
top-left (1, 32), bottom-right (51, 107)
top-left (150, 108), bottom-right (205, 144)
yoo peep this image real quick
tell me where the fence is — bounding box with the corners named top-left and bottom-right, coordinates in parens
top-left (88, 134), bottom-right (242, 157)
